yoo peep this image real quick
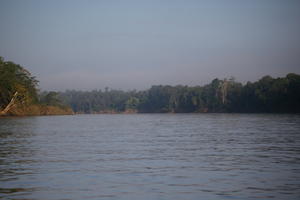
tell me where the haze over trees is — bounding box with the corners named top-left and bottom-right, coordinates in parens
top-left (1, 56), bottom-right (299, 115)
top-left (59, 74), bottom-right (300, 114)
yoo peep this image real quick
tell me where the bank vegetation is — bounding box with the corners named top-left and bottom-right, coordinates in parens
top-left (0, 57), bottom-right (73, 116)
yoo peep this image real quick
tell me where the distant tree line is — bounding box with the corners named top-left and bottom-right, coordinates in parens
top-left (1, 56), bottom-right (299, 114)
top-left (59, 74), bottom-right (300, 113)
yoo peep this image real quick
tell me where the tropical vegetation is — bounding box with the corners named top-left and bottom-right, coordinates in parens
top-left (59, 74), bottom-right (300, 113)
top-left (1, 56), bottom-right (299, 115)
top-left (0, 57), bottom-right (72, 116)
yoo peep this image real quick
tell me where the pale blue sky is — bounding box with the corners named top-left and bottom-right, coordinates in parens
top-left (1, 0), bottom-right (300, 90)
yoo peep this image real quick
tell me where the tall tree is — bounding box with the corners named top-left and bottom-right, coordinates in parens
top-left (0, 57), bottom-right (38, 114)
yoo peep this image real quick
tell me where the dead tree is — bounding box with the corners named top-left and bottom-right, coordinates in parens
top-left (219, 79), bottom-right (229, 104)
top-left (0, 91), bottom-right (18, 115)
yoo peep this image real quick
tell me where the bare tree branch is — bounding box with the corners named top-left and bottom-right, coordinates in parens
top-left (0, 91), bottom-right (18, 115)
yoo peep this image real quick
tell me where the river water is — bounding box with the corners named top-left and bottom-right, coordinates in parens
top-left (0, 114), bottom-right (300, 200)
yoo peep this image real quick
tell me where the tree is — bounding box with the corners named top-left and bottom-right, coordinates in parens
top-left (58, 73), bottom-right (300, 114)
top-left (125, 97), bottom-right (140, 110)
top-left (39, 91), bottom-right (62, 106)
top-left (0, 57), bottom-right (38, 114)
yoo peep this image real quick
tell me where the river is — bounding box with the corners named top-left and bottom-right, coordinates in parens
top-left (0, 114), bottom-right (300, 200)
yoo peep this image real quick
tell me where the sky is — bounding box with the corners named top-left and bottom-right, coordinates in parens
top-left (1, 0), bottom-right (300, 91)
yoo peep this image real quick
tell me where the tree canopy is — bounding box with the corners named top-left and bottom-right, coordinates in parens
top-left (0, 57), bottom-right (38, 111)
top-left (59, 74), bottom-right (300, 114)
top-left (1, 56), bottom-right (299, 114)
top-left (0, 57), bottom-right (72, 115)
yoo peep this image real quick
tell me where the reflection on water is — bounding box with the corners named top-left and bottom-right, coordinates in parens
top-left (0, 114), bottom-right (300, 200)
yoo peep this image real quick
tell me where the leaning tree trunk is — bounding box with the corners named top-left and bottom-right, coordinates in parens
top-left (0, 91), bottom-right (18, 115)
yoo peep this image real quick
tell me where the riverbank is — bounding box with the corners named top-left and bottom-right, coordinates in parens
top-left (1, 104), bottom-right (74, 116)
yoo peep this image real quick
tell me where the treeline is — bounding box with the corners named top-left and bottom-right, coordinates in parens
top-left (2, 56), bottom-right (299, 114)
top-left (0, 57), bottom-right (72, 116)
top-left (59, 74), bottom-right (300, 113)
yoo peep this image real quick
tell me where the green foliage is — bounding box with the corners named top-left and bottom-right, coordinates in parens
top-left (59, 89), bottom-right (139, 113)
top-left (2, 56), bottom-right (299, 114)
top-left (125, 97), bottom-right (140, 110)
top-left (59, 74), bottom-right (300, 113)
top-left (39, 91), bottom-right (65, 107)
top-left (2, 57), bottom-right (298, 114)
top-left (0, 57), bottom-right (38, 109)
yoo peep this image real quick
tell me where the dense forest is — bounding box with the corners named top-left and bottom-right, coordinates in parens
top-left (0, 57), bottom-right (72, 116)
top-left (59, 74), bottom-right (300, 114)
top-left (1, 56), bottom-right (299, 114)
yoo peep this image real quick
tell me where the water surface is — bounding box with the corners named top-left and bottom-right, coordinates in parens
top-left (1, 114), bottom-right (300, 200)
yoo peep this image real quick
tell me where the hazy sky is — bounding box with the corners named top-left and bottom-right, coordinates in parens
top-left (1, 0), bottom-right (300, 91)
